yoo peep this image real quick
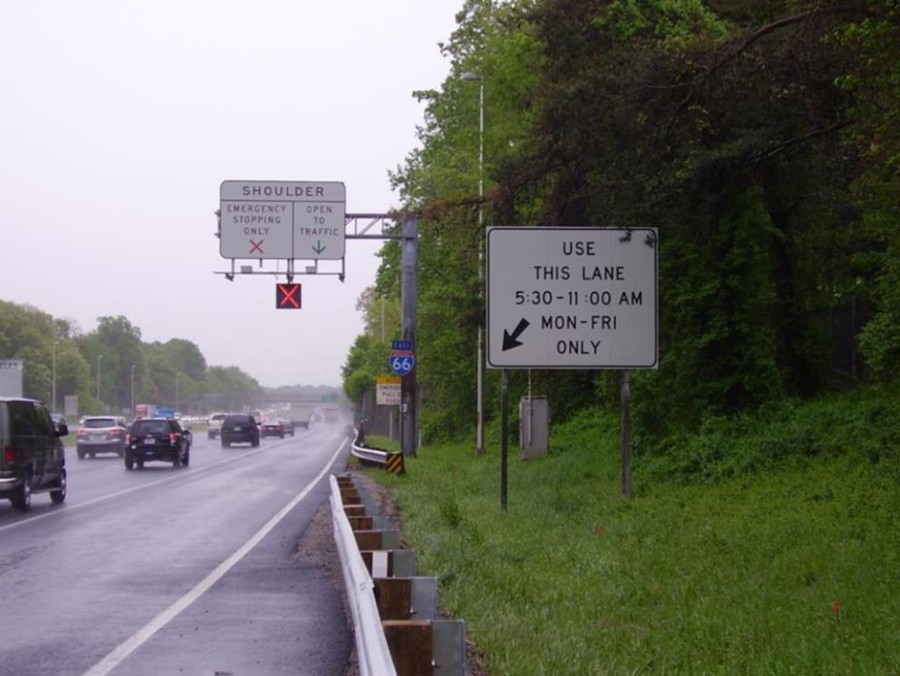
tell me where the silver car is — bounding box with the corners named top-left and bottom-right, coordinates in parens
top-left (76, 415), bottom-right (129, 459)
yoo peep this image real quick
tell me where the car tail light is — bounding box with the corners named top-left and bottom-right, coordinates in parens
top-left (4, 445), bottom-right (16, 463)
top-left (169, 432), bottom-right (178, 444)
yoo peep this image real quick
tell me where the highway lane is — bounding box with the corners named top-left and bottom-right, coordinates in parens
top-left (0, 422), bottom-right (353, 676)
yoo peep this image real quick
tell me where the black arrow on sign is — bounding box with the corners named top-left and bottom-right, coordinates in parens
top-left (502, 318), bottom-right (530, 351)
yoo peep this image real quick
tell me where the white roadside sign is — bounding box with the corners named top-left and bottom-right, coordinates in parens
top-left (376, 376), bottom-right (402, 406)
top-left (486, 227), bottom-right (658, 369)
top-left (0, 359), bottom-right (23, 397)
top-left (219, 180), bottom-right (346, 260)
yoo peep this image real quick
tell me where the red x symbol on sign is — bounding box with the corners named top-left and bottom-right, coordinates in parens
top-left (276, 283), bottom-right (301, 309)
top-left (249, 239), bottom-right (264, 254)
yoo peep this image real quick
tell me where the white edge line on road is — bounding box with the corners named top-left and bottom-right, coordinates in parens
top-left (82, 438), bottom-right (349, 676)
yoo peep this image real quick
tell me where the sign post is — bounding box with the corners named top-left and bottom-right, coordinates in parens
top-left (487, 227), bottom-right (659, 502)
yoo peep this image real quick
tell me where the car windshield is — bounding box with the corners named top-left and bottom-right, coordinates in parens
top-left (84, 418), bottom-right (117, 428)
top-left (132, 421), bottom-right (170, 435)
top-left (226, 416), bottom-right (252, 425)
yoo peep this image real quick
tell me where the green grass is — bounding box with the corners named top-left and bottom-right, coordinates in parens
top-left (365, 389), bottom-right (900, 674)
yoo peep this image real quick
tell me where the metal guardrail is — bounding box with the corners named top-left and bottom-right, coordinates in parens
top-left (350, 429), bottom-right (405, 474)
top-left (330, 475), bottom-right (398, 676)
top-left (331, 473), bottom-right (464, 675)
top-left (350, 441), bottom-right (390, 466)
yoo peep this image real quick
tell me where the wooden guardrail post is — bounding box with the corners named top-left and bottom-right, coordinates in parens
top-left (375, 577), bottom-right (413, 620)
top-left (343, 503), bottom-right (366, 518)
top-left (348, 515), bottom-right (374, 530)
top-left (382, 620), bottom-right (432, 676)
top-left (341, 488), bottom-right (361, 504)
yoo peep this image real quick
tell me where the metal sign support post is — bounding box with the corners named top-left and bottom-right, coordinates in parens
top-left (401, 214), bottom-right (418, 458)
top-left (621, 370), bottom-right (631, 498)
top-left (500, 369), bottom-right (508, 512)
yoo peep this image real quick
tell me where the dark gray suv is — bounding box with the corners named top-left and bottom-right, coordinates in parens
top-left (0, 398), bottom-right (68, 510)
top-left (220, 414), bottom-right (260, 447)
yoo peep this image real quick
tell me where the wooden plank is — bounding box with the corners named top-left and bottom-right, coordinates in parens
top-left (374, 578), bottom-right (413, 620)
top-left (383, 620), bottom-right (432, 676)
top-left (343, 503), bottom-right (366, 517)
top-left (347, 515), bottom-right (374, 531)
top-left (354, 530), bottom-right (383, 551)
top-left (340, 489), bottom-right (361, 504)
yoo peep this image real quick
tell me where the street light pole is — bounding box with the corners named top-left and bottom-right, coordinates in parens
top-left (131, 364), bottom-right (136, 418)
top-left (462, 71), bottom-right (486, 456)
top-left (96, 354), bottom-right (103, 406)
top-left (175, 372), bottom-right (180, 412)
top-left (52, 340), bottom-right (57, 414)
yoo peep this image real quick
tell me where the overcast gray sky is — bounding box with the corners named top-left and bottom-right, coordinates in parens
top-left (1, 0), bottom-right (462, 387)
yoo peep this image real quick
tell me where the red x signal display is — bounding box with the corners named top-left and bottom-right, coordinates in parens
top-left (276, 283), bottom-right (302, 309)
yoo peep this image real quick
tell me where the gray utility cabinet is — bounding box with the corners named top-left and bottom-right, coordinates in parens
top-left (519, 395), bottom-right (549, 459)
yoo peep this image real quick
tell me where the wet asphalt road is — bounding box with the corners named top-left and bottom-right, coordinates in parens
top-left (0, 423), bottom-right (353, 676)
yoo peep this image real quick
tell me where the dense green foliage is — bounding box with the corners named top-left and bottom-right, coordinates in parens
top-left (343, 0), bottom-right (900, 450)
top-left (0, 299), bottom-right (260, 414)
top-left (366, 386), bottom-right (900, 674)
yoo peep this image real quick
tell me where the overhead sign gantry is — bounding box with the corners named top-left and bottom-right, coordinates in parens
top-left (213, 190), bottom-right (420, 460)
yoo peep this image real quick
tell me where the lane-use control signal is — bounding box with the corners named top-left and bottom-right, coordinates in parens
top-left (276, 283), bottom-right (302, 309)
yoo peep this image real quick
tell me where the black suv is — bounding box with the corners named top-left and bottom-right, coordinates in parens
top-left (125, 418), bottom-right (190, 470)
top-left (0, 398), bottom-right (68, 510)
top-left (220, 414), bottom-right (260, 447)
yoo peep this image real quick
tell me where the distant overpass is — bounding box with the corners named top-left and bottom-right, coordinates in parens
top-left (251, 394), bottom-right (332, 405)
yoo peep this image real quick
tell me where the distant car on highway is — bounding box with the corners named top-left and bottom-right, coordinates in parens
top-left (207, 412), bottom-right (227, 440)
top-left (220, 414), bottom-right (260, 447)
top-left (260, 418), bottom-right (294, 439)
top-left (77, 415), bottom-right (129, 459)
top-left (279, 418), bottom-right (295, 436)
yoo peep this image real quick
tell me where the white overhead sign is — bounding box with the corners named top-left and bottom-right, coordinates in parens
top-left (487, 227), bottom-right (658, 369)
top-left (219, 180), bottom-right (346, 260)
